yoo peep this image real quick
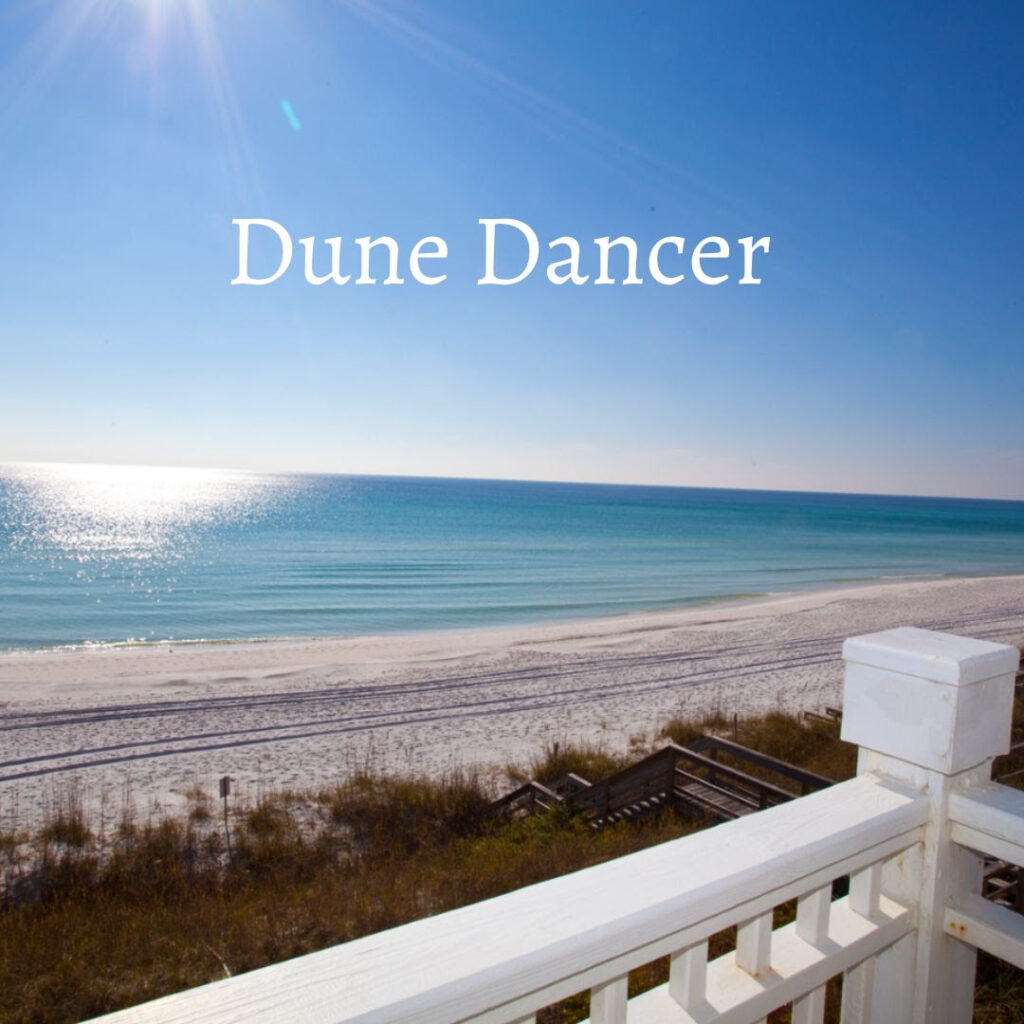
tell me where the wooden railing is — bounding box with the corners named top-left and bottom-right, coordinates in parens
top-left (85, 627), bottom-right (1024, 1024)
top-left (686, 734), bottom-right (835, 795)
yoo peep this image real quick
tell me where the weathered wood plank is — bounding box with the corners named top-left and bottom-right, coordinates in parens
top-left (673, 784), bottom-right (748, 821)
top-left (675, 772), bottom-right (762, 813)
top-left (684, 737), bottom-right (834, 792)
top-left (669, 743), bottom-right (801, 805)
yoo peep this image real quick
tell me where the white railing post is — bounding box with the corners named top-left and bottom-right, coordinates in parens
top-left (841, 626), bottom-right (1019, 1024)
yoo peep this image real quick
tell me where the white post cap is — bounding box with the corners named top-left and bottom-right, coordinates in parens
top-left (841, 627), bottom-right (1019, 774)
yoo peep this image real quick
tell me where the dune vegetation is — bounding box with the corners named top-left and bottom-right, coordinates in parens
top-left (2, 703), bottom-right (1023, 1024)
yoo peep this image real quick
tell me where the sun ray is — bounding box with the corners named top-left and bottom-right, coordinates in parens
top-left (332, 0), bottom-right (754, 219)
top-left (180, 0), bottom-right (262, 199)
top-left (0, 0), bottom-right (115, 125)
top-left (0, 0), bottom-right (262, 199)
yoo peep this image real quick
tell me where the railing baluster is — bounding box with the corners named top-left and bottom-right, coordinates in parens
top-left (792, 986), bottom-right (827, 1024)
top-left (840, 956), bottom-right (875, 1024)
top-left (669, 939), bottom-right (708, 1008)
top-left (736, 911), bottom-right (773, 975)
top-left (796, 883), bottom-right (832, 945)
top-left (737, 911), bottom-right (773, 1024)
top-left (791, 883), bottom-right (832, 1024)
top-left (840, 862), bottom-right (883, 1022)
top-left (589, 976), bottom-right (628, 1024)
top-left (849, 862), bottom-right (881, 917)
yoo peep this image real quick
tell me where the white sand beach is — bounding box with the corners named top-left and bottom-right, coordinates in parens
top-left (1, 575), bottom-right (1022, 832)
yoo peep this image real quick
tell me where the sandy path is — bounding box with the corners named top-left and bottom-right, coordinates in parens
top-left (1, 576), bottom-right (1021, 831)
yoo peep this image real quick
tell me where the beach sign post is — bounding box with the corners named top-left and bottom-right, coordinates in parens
top-left (219, 776), bottom-right (233, 860)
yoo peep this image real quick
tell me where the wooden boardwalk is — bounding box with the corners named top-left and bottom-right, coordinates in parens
top-left (491, 734), bottom-right (835, 829)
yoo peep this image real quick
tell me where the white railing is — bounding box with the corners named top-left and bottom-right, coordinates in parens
top-left (86, 626), bottom-right (1023, 1024)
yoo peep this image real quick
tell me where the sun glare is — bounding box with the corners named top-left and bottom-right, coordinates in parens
top-left (2, 0), bottom-right (256, 191)
top-left (3, 463), bottom-right (276, 565)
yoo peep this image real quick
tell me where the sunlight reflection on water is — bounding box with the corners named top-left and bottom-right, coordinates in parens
top-left (2, 462), bottom-right (286, 568)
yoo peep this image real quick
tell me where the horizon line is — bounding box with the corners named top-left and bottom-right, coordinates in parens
top-left (3, 458), bottom-right (1023, 506)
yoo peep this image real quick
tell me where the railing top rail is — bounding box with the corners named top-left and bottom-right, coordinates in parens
top-left (489, 779), bottom-right (562, 811)
top-left (561, 772), bottom-right (591, 789)
top-left (86, 772), bottom-right (928, 1024)
top-left (563, 745), bottom-right (672, 809)
top-left (950, 781), bottom-right (1024, 867)
top-left (686, 734), bottom-right (835, 790)
top-left (665, 742), bottom-right (800, 803)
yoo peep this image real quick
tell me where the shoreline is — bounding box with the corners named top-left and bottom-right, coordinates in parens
top-left (1, 573), bottom-right (1022, 832)
top-left (0, 569), bottom-right (1007, 665)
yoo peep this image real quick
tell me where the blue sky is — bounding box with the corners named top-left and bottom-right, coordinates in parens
top-left (1, 1), bottom-right (1022, 498)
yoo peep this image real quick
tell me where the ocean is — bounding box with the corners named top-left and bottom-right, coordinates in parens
top-left (1, 462), bottom-right (1023, 651)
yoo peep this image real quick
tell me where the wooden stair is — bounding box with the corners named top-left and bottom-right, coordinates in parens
top-left (491, 736), bottom-right (835, 830)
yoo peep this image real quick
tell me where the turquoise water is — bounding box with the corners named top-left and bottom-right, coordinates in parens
top-left (2, 462), bottom-right (1024, 651)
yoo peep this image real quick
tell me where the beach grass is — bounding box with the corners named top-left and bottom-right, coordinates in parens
top-left (2, 708), bottom-right (1022, 1023)
top-left (0, 766), bottom-right (698, 1023)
